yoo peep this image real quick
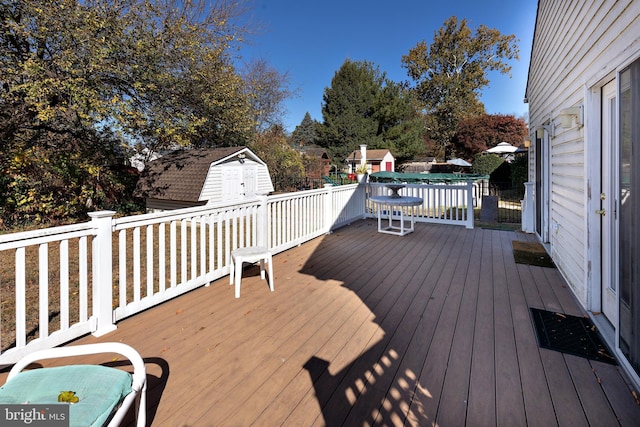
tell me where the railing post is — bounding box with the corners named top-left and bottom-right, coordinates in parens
top-left (89, 210), bottom-right (117, 337)
top-left (324, 184), bottom-right (334, 234)
top-left (257, 195), bottom-right (268, 248)
top-left (522, 182), bottom-right (535, 233)
top-left (466, 181), bottom-right (474, 229)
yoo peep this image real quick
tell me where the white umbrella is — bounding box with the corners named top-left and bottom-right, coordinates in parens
top-left (486, 142), bottom-right (518, 154)
top-left (447, 158), bottom-right (472, 167)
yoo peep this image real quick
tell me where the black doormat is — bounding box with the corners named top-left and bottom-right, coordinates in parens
top-left (530, 308), bottom-right (616, 364)
top-left (512, 240), bottom-right (556, 268)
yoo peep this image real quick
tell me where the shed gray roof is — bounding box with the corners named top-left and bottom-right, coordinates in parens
top-left (135, 147), bottom-right (246, 202)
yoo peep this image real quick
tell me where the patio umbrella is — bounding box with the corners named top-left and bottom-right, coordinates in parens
top-left (486, 142), bottom-right (518, 154)
top-left (447, 158), bottom-right (472, 167)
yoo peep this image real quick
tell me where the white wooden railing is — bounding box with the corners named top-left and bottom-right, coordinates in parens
top-left (0, 181), bottom-right (474, 364)
top-left (0, 184), bottom-right (364, 364)
top-left (366, 182), bottom-right (475, 229)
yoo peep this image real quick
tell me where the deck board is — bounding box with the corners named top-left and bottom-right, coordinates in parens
top-left (467, 230), bottom-right (498, 426)
top-left (412, 226), bottom-right (470, 425)
top-left (435, 228), bottom-right (482, 426)
top-left (509, 244), bottom-right (559, 424)
top-left (495, 230), bottom-right (528, 426)
top-left (2, 220), bottom-right (639, 426)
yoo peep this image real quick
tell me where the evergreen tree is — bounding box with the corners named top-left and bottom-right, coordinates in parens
top-left (317, 60), bottom-right (424, 165)
top-left (373, 80), bottom-right (426, 163)
top-left (290, 113), bottom-right (319, 147)
top-left (317, 60), bottom-right (382, 163)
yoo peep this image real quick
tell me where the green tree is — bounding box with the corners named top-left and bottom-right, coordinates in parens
top-left (290, 112), bottom-right (319, 147)
top-left (317, 60), bottom-right (381, 163)
top-left (0, 0), bottom-right (255, 227)
top-left (471, 153), bottom-right (504, 176)
top-left (250, 126), bottom-right (305, 192)
top-left (510, 153), bottom-right (528, 191)
top-left (373, 80), bottom-right (426, 163)
top-left (402, 16), bottom-right (519, 159)
top-left (317, 59), bottom-right (424, 165)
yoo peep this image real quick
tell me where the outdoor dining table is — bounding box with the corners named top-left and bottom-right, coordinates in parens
top-left (369, 185), bottom-right (423, 236)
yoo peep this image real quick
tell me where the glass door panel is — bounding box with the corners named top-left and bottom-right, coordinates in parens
top-left (619, 61), bottom-right (640, 376)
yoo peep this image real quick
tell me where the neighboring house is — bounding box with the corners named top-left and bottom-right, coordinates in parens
top-left (295, 145), bottom-right (332, 178)
top-left (525, 0), bottom-right (640, 388)
top-left (347, 145), bottom-right (395, 174)
top-left (135, 147), bottom-right (274, 212)
top-left (129, 147), bottom-right (171, 172)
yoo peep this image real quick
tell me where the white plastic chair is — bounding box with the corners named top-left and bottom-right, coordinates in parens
top-left (0, 342), bottom-right (146, 427)
top-left (230, 246), bottom-right (274, 298)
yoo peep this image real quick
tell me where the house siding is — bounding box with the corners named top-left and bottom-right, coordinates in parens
top-left (527, 0), bottom-right (640, 307)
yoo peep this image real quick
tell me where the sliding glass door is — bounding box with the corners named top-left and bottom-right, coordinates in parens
top-left (619, 60), bottom-right (640, 376)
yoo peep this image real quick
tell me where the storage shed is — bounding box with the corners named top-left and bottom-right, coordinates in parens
top-left (135, 147), bottom-right (274, 212)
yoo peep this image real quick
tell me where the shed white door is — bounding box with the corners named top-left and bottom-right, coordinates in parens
top-left (242, 165), bottom-right (257, 198)
top-left (222, 165), bottom-right (257, 202)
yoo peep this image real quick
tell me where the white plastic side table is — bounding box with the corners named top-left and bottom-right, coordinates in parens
top-left (369, 195), bottom-right (423, 236)
top-left (230, 246), bottom-right (274, 298)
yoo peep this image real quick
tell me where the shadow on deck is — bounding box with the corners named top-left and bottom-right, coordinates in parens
top-left (2, 220), bottom-right (639, 426)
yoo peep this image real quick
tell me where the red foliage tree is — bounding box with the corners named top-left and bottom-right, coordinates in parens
top-left (452, 114), bottom-right (528, 160)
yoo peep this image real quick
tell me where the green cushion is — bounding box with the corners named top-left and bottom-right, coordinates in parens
top-left (0, 365), bottom-right (132, 427)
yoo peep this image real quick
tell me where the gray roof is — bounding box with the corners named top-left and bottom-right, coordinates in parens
top-left (135, 147), bottom-right (246, 202)
top-left (348, 149), bottom-right (393, 161)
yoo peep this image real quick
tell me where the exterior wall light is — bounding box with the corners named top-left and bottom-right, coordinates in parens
top-left (559, 105), bottom-right (583, 128)
top-left (536, 123), bottom-right (554, 139)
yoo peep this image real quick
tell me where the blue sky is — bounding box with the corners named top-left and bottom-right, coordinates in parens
top-left (239, 0), bottom-right (537, 132)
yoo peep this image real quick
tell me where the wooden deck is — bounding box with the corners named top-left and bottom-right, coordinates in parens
top-left (3, 220), bottom-right (640, 426)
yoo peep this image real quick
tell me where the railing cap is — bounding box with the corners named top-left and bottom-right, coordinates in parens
top-left (88, 210), bottom-right (116, 219)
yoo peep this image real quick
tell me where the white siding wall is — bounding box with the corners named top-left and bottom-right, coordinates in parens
top-left (527, 0), bottom-right (640, 305)
top-left (201, 166), bottom-right (224, 203)
top-left (256, 163), bottom-right (275, 194)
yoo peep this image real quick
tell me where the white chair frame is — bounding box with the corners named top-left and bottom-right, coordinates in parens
top-left (5, 342), bottom-right (146, 427)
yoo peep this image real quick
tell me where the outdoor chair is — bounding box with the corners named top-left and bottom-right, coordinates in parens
top-left (0, 342), bottom-right (146, 427)
top-left (230, 246), bottom-right (274, 298)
